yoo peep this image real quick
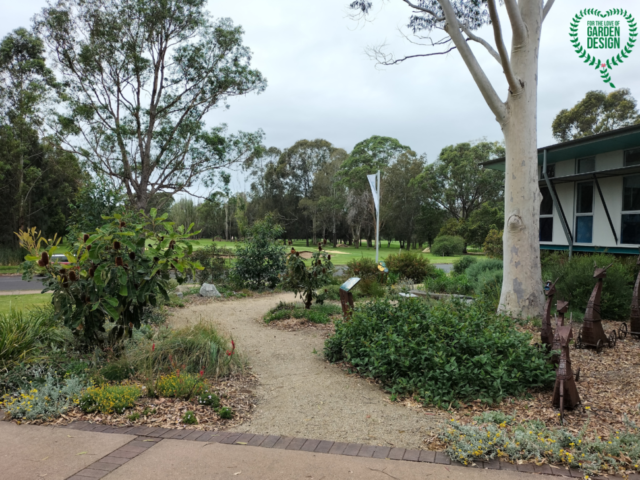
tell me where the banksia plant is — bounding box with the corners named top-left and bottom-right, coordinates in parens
top-left (83, 233), bottom-right (90, 242)
top-left (113, 241), bottom-right (121, 250)
top-left (69, 271), bottom-right (77, 282)
top-left (40, 251), bottom-right (49, 266)
top-left (115, 256), bottom-right (123, 266)
top-left (129, 252), bottom-right (136, 260)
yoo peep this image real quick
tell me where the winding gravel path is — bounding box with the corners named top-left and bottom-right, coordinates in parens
top-left (169, 293), bottom-right (445, 449)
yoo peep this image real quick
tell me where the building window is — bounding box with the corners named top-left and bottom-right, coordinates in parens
top-left (540, 186), bottom-right (553, 242)
top-left (575, 182), bottom-right (594, 243)
top-left (539, 164), bottom-right (555, 179)
top-left (577, 156), bottom-right (595, 173)
top-left (625, 148), bottom-right (640, 167)
top-left (621, 174), bottom-right (640, 244)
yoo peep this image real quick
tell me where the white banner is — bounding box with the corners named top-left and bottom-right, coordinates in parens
top-left (367, 173), bottom-right (380, 214)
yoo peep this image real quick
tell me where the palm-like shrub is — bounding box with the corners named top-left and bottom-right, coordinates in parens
top-left (283, 246), bottom-right (333, 309)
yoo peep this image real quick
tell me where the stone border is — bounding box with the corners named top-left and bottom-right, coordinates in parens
top-left (60, 421), bottom-right (640, 480)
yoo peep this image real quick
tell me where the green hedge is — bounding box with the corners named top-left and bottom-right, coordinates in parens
top-left (542, 253), bottom-right (635, 320)
top-left (325, 299), bottom-right (555, 407)
top-left (431, 235), bottom-right (465, 256)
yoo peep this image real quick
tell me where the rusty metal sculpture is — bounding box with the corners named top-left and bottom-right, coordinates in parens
top-left (553, 320), bottom-right (581, 424)
top-left (556, 299), bottom-right (569, 324)
top-left (550, 313), bottom-right (564, 367)
top-left (575, 263), bottom-right (617, 352)
top-left (541, 279), bottom-right (559, 350)
top-left (629, 251), bottom-right (640, 338)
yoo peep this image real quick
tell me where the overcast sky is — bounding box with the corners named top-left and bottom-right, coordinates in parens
top-left (3, 0), bottom-right (639, 194)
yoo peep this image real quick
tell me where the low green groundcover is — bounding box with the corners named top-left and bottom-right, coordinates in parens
top-left (325, 298), bottom-right (555, 407)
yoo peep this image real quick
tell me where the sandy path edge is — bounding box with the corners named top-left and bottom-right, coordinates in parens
top-left (169, 293), bottom-right (445, 449)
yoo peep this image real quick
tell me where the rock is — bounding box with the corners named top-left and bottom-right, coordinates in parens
top-left (176, 292), bottom-right (184, 299)
top-left (200, 283), bottom-right (221, 298)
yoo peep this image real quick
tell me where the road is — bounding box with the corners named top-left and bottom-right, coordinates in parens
top-left (0, 276), bottom-right (44, 292)
top-left (0, 264), bottom-right (453, 292)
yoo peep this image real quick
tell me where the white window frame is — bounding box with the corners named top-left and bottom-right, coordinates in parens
top-left (574, 181), bottom-right (594, 244)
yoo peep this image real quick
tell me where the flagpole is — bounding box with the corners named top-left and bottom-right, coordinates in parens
top-left (376, 170), bottom-right (380, 264)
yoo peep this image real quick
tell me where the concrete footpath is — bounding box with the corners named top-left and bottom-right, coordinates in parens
top-left (0, 421), bottom-right (579, 480)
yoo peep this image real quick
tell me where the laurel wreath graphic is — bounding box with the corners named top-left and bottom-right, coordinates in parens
top-left (570, 8), bottom-right (637, 88)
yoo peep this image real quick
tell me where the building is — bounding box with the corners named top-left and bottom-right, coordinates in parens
top-left (483, 124), bottom-right (640, 255)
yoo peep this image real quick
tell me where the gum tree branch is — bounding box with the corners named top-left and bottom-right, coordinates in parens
top-left (503, 0), bottom-right (527, 46)
top-left (437, 0), bottom-right (507, 121)
top-left (460, 24), bottom-right (502, 65)
top-left (487, 0), bottom-right (522, 94)
top-left (543, 0), bottom-right (556, 22)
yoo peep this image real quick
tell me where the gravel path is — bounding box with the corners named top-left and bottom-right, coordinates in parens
top-left (169, 293), bottom-right (445, 449)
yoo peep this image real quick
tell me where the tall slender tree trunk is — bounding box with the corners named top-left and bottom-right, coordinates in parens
top-left (498, 5), bottom-right (544, 318)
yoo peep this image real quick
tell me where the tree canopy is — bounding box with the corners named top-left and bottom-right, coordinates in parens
top-left (36, 0), bottom-right (267, 210)
top-left (552, 89), bottom-right (640, 142)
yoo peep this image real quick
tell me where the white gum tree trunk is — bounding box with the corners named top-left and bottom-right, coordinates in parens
top-left (353, 0), bottom-right (557, 317)
top-left (499, 4), bottom-right (544, 316)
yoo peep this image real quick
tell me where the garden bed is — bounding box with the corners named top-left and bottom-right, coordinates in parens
top-left (424, 320), bottom-right (640, 442)
top-left (6, 373), bottom-right (258, 432)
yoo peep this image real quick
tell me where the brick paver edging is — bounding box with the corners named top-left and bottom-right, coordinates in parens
top-left (61, 421), bottom-right (638, 480)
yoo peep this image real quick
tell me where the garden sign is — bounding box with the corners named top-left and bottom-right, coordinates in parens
top-left (570, 8), bottom-right (637, 88)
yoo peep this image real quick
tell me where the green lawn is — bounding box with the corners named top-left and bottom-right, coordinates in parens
top-left (0, 293), bottom-right (51, 315)
top-left (185, 239), bottom-right (484, 265)
top-left (0, 265), bottom-right (20, 274)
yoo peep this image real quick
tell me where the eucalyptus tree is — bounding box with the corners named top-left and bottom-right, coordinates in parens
top-left (0, 28), bottom-right (80, 243)
top-left (349, 0), bottom-right (558, 317)
top-left (36, 0), bottom-right (266, 210)
top-left (384, 151), bottom-right (426, 250)
top-left (338, 136), bottom-right (410, 247)
top-left (276, 139), bottom-right (336, 244)
top-left (552, 89), bottom-right (640, 142)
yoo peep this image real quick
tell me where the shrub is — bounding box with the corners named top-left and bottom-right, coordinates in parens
top-left (453, 256), bottom-right (478, 275)
top-left (483, 229), bottom-right (503, 258)
top-left (100, 361), bottom-right (134, 382)
top-left (441, 418), bottom-right (640, 476)
top-left (542, 253), bottom-right (634, 320)
top-left (282, 246), bottom-right (333, 308)
top-left (233, 214), bottom-right (287, 289)
top-left (385, 251), bottom-right (436, 282)
top-left (357, 277), bottom-right (387, 298)
top-left (431, 235), bottom-right (465, 256)
top-left (197, 389), bottom-right (220, 408)
top-left (79, 384), bottom-right (141, 414)
top-left (263, 302), bottom-right (342, 324)
top-left (218, 406), bottom-right (233, 419)
top-left (325, 299), bottom-right (555, 407)
top-left (187, 244), bottom-right (233, 285)
top-left (475, 269), bottom-right (503, 309)
top-left (155, 373), bottom-right (206, 399)
top-left (2, 373), bottom-right (86, 420)
top-left (465, 259), bottom-right (503, 286)
top-left (320, 284), bottom-right (362, 302)
top-left (423, 270), bottom-right (473, 296)
top-left (123, 322), bottom-right (241, 378)
top-left (346, 257), bottom-right (379, 279)
top-left (17, 210), bottom-right (201, 346)
top-left (182, 410), bottom-right (198, 425)
top-left (0, 308), bottom-right (68, 368)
